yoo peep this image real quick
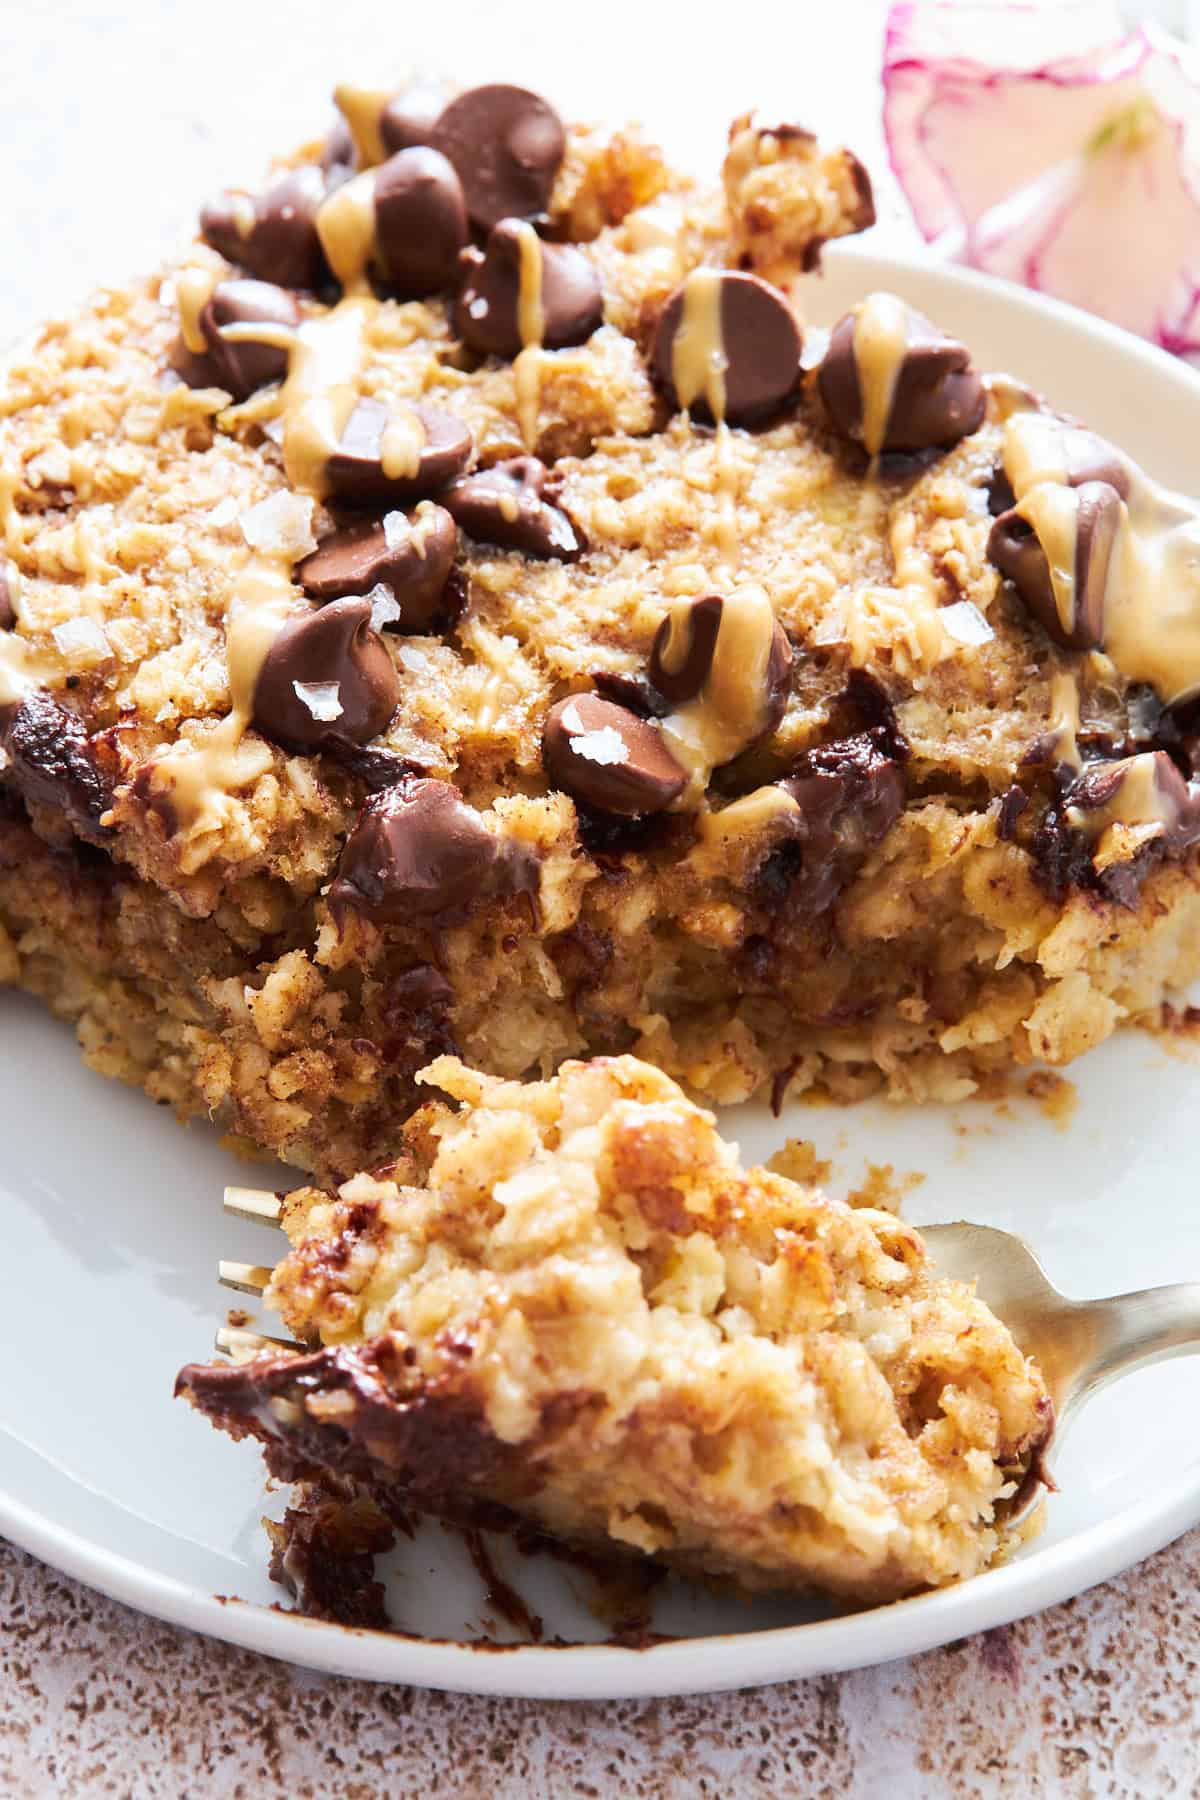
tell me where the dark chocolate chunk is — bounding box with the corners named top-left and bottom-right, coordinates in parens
top-left (454, 221), bottom-right (603, 359)
top-left (652, 270), bottom-right (802, 427)
top-left (176, 1338), bottom-right (511, 1516)
top-left (0, 559), bottom-right (15, 631)
top-left (325, 400), bottom-right (472, 508)
top-left (0, 692), bottom-right (115, 834)
top-left (266, 1489), bottom-right (395, 1629)
top-left (817, 300), bottom-right (986, 453)
top-left (173, 278), bottom-right (300, 402)
top-left (430, 84), bottom-right (566, 231)
top-left (997, 784), bottom-right (1029, 841)
top-left (763, 729), bottom-right (905, 916)
top-left (200, 168), bottom-right (328, 290)
top-left (380, 84), bottom-right (449, 154)
top-left (326, 742), bottom-right (430, 793)
top-left (542, 693), bottom-right (687, 817)
top-left (1035, 751), bottom-right (1200, 908)
top-left (330, 776), bottom-right (533, 923)
top-left (297, 504), bottom-right (458, 630)
top-left (988, 479), bottom-right (1121, 652)
top-left (374, 147), bottom-right (468, 296)
top-left (442, 456), bottom-right (581, 560)
top-left (252, 597), bottom-right (399, 752)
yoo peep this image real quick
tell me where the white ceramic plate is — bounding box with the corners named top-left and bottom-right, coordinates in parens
top-left (4, 249), bottom-right (1200, 1699)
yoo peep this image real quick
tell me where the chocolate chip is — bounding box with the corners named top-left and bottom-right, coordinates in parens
top-left (988, 479), bottom-right (1122, 652)
top-left (652, 271), bottom-right (802, 427)
top-left (252, 598), bottom-right (398, 752)
top-left (380, 84), bottom-right (449, 154)
top-left (454, 221), bottom-right (603, 359)
top-left (590, 668), bottom-right (670, 719)
top-left (173, 278), bottom-right (300, 401)
top-left (0, 692), bottom-right (115, 834)
top-left (442, 456), bottom-right (581, 560)
top-left (648, 593), bottom-right (792, 754)
top-left (430, 85), bottom-right (566, 232)
top-left (325, 400), bottom-right (472, 508)
top-left (817, 300), bottom-right (986, 453)
top-left (200, 168), bottom-right (328, 291)
top-left (767, 729), bottom-right (905, 916)
top-left (0, 560), bottom-right (15, 631)
top-left (330, 776), bottom-right (532, 923)
top-left (648, 596), bottom-right (724, 705)
top-left (1052, 425), bottom-right (1132, 498)
top-left (542, 693), bottom-right (686, 817)
top-left (374, 147), bottom-right (468, 296)
top-left (321, 119), bottom-right (357, 180)
top-left (1006, 413), bottom-right (1132, 500)
top-left (297, 504), bottom-right (458, 630)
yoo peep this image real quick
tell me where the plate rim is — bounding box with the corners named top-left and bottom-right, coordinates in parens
top-left (4, 1455), bottom-right (1197, 1698)
top-left (5, 243), bottom-right (1200, 1697)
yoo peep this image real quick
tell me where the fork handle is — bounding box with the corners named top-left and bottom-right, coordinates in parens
top-left (1071, 1282), bottom-right (1200, 1403)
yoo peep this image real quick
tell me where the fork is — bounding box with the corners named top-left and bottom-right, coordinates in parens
top-left (922, 1221), bottom-right (1200, 1523)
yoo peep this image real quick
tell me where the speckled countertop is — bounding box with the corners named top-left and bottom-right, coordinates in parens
top-left (2, 3), bottom-right (1199, 1793)
top-left (4, 1534), bottom-right (1198, 1797)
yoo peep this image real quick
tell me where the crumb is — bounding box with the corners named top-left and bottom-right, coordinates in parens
top-left (765, 1137), bottom-right (832, 1187)
top-left (843, 1161), bottom-right (926, 1215)
top-left (1144, 1003), bottom-right (1200, 1062)
top-left (1023, 1070), bottom-right (1079, 1129)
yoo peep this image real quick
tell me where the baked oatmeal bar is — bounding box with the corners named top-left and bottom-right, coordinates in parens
top-left (3, 79), bottom-right (1200, 1178)
top-left (178, 1055), bottom-right (1051, 1604)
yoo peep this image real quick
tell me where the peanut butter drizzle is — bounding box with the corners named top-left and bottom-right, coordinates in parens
top-left (176, 264), bottom-right (221, 354)
top-left (147, 294), bottom-right (380, 828)
top-left (0, 632), bottom-right (58, 708)
top-left (332, 84), bottom-right (392, 169)
top-left (280, 297), bottom-right (371, 500)
top-left (659, 586), bottom-right (778, 801)
top-left (147, 548), bottom-right (302, 833)
top-left (380, 407), bottom-right (425, 480)
top-left (1016, 482), bottom-right (1081, 639)
top-left (852, 292), bottom-right (909, 460)
top-left (1048, 670), bottom-right (1082, 773)
top-left (672, 268), bottom-right (741, 560)
top-left (687, 782), bottom-right (800, 874)
top-left (230, 193), bottom-right (257, 240)
top-left (512, 220), bottom-right (546, 450)
top-left (316, 172), bottom-right (379, 295)
top-left (1072, 748), bottom-right (1173, 838)
top-left (672, 267), bottom-right (727, 420)
top-left (0, 478), bottom-right (67, 702)
top-left (1003, 414), bottom-right (1200, 706)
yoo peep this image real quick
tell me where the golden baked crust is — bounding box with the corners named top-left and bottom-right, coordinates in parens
top-left (0, 88), bottom-right (1197, 1179)
top-left (178, 1055), bottom-right (1051, 1604)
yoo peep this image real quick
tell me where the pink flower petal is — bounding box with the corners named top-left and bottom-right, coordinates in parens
top-left (883, 3), bottom-right (1200, 356)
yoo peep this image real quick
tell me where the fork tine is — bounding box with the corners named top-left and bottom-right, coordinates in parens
top-left (218, 1258), bottom-right (274, 1296)
top-left (223, 1184), bottom-right (283, 1225)
top-left (214, 1325), bottom-right (302, 1361)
